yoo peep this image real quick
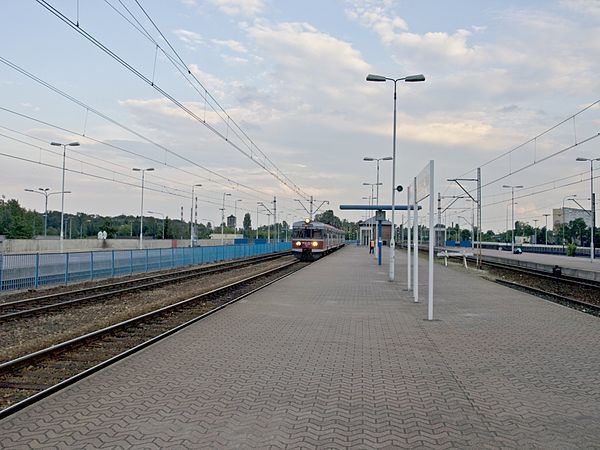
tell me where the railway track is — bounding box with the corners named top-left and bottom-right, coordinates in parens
top-left (449, 253), bottom-right (600, 315)
top-left (0, 259), bottom-right (309, 418)
top-left (0, 251), bottom-right (290, 320)
top-left (494, 279), bottom-right (600, 317)
top-left (467, 255), bottom-right (600, 289)
top-left (402, 246), bottom-right (600, 314)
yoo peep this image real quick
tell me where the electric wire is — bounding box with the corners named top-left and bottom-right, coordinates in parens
top-left (35, 0), bottom-right (310, 200)
top-left (0, 56), bottom-right (276, 201)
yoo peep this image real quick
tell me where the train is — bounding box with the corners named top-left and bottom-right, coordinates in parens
top-left (291, 219), bottom-right (345, 260)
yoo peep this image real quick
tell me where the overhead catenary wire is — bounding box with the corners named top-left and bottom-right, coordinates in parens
top-left (0, 55), bottom-right (266, 197)
top-left (34, 0), bottom-right (311, 201)
top-left (0, 144), bottom-right (276, 219)
top-left (0, 105), bottom-right (273, 207)
top-left (130, 0), bottom-right (309, 199)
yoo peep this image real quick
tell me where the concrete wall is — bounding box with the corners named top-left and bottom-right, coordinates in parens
top-left (0, 238), bottom-right (238, 255)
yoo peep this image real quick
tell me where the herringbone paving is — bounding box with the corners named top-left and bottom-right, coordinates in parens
top-left (1, 246), bottom-right (599, 449)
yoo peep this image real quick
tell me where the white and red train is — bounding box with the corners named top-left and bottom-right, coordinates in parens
top-left (291, 219), bottom-right (345, 260)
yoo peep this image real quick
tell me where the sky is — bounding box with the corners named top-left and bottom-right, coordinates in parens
top-left (1, 0), bottom-right (599, 233)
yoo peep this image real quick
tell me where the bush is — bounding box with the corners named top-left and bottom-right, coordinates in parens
top-left (566, 243), bottom-right (577, 257)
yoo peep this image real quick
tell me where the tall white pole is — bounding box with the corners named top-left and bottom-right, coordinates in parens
top-left (590, 161), bottom-right (595, 261)
top-left (389, 81), bottom-right (397, 281)
top-left (60, 144), bottom-right (66, 251)
top-left (413, 177), bottom-right (419, 303)
top-left (428, 162), bottom-right (435, 320)
top-left (139, 170), bottom-right (145, 250)
top-left (43, 192), bottom-right (48, 237)
top-left (511, 187), bottom-right (515, 253)
top-left (407, 185), bottom-right (412, 290)
top-left (190, 186), bottom-right (195, 248)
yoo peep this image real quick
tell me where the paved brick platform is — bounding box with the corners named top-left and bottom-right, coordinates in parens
top-left (1, 246), bottom-right (599, 449)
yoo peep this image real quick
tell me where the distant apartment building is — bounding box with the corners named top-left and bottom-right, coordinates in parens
top-left (552, 207), bottom-right (592, 229)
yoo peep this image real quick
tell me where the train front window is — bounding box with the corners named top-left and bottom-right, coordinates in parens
top-left (292, 228), bottom-right (323, 239)
top-left (293, 229), bottom-right (312, 238)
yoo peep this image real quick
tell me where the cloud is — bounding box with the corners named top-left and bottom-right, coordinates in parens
top-left (560, 0), bottom-right (600, 16)
top-left (173, 29), bottom-right (203, 50)
top-left (245, 21), bottom-right (371, 111)
top-left (209, 0), bottom-right (265, 16)
top-left (211, 39), bottom-right (247, 53)
top-left (222, 55), bottom-right (249, 65)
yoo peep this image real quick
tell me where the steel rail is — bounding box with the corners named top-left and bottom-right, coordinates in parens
top-left (495, 278), bottom-right (600, 316)
top-left (0, 251), bottom-right (291, 320)
top-left (0, 259), bottom-right (307, 419)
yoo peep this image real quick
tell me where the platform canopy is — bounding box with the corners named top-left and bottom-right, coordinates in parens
top-left (339, 204), bottom-right (420, 210)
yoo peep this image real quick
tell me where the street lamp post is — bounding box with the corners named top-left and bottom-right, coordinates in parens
top-left (502, 184), bottom-right (523, 253)
top-left (562, 194), bottom-right (577, 248)
top-left (257, 202), bottom-right (272, 243)
top-left (364, 156), bottom-right (392, 264)
top-left (576, 157), bottom-right (600, 261)
top-left (132, 167), bottom-right (154, 249)
top-left (221, 192), bottom-right (231, 245)
top-left (24, 188), bottom-right (70, 237)
top-left (543, 213), bottom-right (550, 245)
top-left (190, 184), bottom-right (202, 247)
top-left (50, 141), bottom-right (80, 251)
top-left (362, 182), bottom-right (381, 257)
top-left (366, 72), bottom-right (425, 281)
top-left (256, 203), bottom-right (260, 240)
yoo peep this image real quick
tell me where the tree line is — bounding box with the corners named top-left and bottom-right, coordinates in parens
top-left (3, 197), bottom-right (594, 245)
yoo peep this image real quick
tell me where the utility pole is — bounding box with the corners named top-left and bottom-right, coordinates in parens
top-left (273, 196), bottom-right (278, 242)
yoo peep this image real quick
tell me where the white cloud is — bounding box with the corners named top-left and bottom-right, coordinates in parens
top-left (188, 64), bottom-right (227, 98)
top-left (173, 29), bottom-right (203, 50)
top-left (222, 54), bottom-right (249, 65)
top-left (209, 0), bottom-right (265, 16)
top-left (560, 0), bottom-right (600, 16)
top-left (211, 39), bottom-right (247, 53)
top-left (245, 21), bottom-right (371, 112)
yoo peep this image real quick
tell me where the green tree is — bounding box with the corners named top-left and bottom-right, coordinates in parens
top-left (460, 229), bottom-right (471, 241)
top-left (243, 212), bottom-right (252, 237)
top-left (314, 209), bottom-right (342, 228)
top-left (0, 198), bottom-right (33, 238)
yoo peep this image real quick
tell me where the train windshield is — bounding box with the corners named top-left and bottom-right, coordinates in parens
top-left (292, 228), bottom-right (323, 238)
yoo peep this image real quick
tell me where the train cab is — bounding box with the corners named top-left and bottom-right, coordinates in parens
top-left (292, 219), bottom-right (344, 260)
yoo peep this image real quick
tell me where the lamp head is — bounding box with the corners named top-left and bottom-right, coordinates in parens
top-left (68, 142), bottom-right (80, 147)
top-left (50, 142), bottom-right (62, 146)
top-left (363, 157), bottom-right (375, 161)
top-left (366, 74), bottom-right (386, 82)
top-left (576, 157), bottom-right (588, 161)
top-left (382, 156), bottom-right (393, 161)
top-left (404, 74), bottom-right (425, 82)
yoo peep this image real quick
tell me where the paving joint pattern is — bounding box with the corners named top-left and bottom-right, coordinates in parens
top-left (1, 245), bottom-right (599, 449)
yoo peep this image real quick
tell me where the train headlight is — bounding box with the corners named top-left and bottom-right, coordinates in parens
top-left (311, 241), bottom-right (318, 247)
top-left (295, 241), bottom-right (301, 247)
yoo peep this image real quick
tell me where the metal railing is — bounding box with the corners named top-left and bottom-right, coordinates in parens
top-left (0, 242), bottom-right (291, 292)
